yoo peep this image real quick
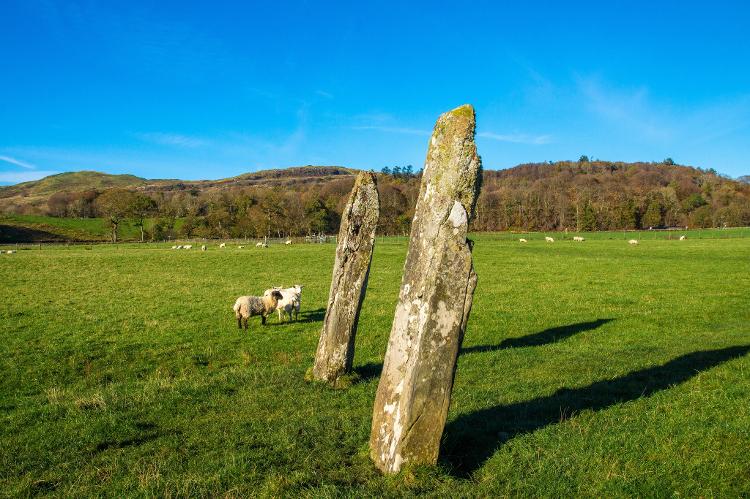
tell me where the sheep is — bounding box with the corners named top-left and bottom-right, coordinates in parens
top-left (265, 284), bottom-right (303, 322)
top-left (171, 245), bottom-right (178, 249)
top-left (176, 245), bottom-right (183, 249)
top-left (545, 236), bottom-right (555, 243)
top-left (238, 245), bottom-right (245, 249)
top-left (219, 243), bottom-right (226, 248)
top-left (679, 235), bottom-right (686, 241)
top-left (201, 245), bottom-right (206, 251)
top-left (6, 250), bottom-right (16, 254)
top-left (256, 242), bottom-right (268, 248)
top-left (628, 239), bottom-right (639, 245)
top-left (183, 245), bottom-right (193, 250)
top-left (285, 239), bottom-right (292, 245)
top-left (519, 238), bottom-right (528, 243)
top-left (232, 290), bottom-right (283, 330)
top-left (573, 236), bottom-right (585, 242)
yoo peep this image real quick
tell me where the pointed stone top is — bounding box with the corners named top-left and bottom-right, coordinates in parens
top-left (445, 103), bottom-right (475, 119)
top-left (423, 104), bottom-right (481, 221)
top-left (355, 169), bottom-right (377, 187)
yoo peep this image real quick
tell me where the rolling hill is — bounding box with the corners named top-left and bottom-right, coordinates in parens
top-left (1, 162), bottom-right (749, 242)
top-left (0, 166), bottom-right (356, 214)
top-left (0, 171), bottom-right (149, 197)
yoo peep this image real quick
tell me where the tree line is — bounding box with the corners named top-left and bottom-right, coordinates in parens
top-left (27, 161), bottom-right (750, 241)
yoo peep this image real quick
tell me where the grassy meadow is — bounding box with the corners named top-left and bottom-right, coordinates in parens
top-left (1, 232), bottom-right (749, 496)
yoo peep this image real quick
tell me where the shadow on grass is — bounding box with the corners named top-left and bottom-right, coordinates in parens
top-left (299, 307), bottom-right (326, 323)
top-left (354, 362), bottom-right (384, 382)
top-left (461, 318), bottom-right (613, 354)
top-left (94, 423), bottom-right (174, 453)
top-left (0, 224), bottom-right (68, 243)
top-left (441, 344), bottom-right (750, 477)
top-left (350, 320), bottom-right (614, 382)
top-left (260, 307), bottom-right (327, 327)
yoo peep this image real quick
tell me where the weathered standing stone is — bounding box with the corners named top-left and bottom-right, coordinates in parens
top-left (369, 104), bottom-right (481, 473)
top-left (311, 171), bottom-right (380, 384)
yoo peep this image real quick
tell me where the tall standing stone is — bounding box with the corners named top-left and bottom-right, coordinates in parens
top-left (369, 104), bottom-right (481, 473)
top-left (311, 171), bottom-right (380, 384)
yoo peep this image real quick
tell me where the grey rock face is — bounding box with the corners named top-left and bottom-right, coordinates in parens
top-left (369, 104), bottom-right (481, 474)
top-left (312, 171), bottom-right (380, 384)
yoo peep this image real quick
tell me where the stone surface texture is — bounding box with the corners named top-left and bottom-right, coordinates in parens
top-left (312, 171), bottom-right (380, 383)
top-left (369, 104), bottom-right (481, 473)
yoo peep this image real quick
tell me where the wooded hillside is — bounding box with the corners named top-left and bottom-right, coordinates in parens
top-left (1, 161), bottom-right (748, 240)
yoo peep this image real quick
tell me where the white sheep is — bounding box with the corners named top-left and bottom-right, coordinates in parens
top-left (265, 284), bottom-right (303, 322)
top-left (6, 250), bottom-right (16, 254)
top-left (285, 239), bottom-right (292, 245)
top-left (519, 238), bottom-right (528, 243)
top-left (238, 245), bottom-right (245, 249)
top-left (183, 245), bottom-right (193, 250)
top-left (545, 236), bottom-right (555, 243)
top-left (201, 245), bottom-right (206, 251)
top-left (171, 245), bottom-right (178, 249)
top-left (573, 236), bottom-right (585, 242)
top-left (679, 235), bottom-right (686, 241)
top-left (219, 243), bottom-right (226, 248)
top-left (628, 239), bottom-right (639, 245)
top-left (176, 245), bottom-right (183, 249)
top-left (256, 242), bottom-right (268, 248)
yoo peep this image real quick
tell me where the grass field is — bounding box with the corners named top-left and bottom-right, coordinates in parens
top-left (1, 234), bottom-right (749, 496)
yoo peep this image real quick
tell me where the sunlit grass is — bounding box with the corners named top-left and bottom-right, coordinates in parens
top-left (1, 235), bottom-right (748, 496)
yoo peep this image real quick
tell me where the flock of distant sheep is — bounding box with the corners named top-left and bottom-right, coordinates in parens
top-left (170, 239), bottom-right (294, 251)
top-left (519, 235), bottom-right (687, 245)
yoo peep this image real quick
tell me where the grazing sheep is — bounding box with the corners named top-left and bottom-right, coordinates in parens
top-left (679, 235), bottom-right (686, 241)
top-left (519, 238), bottom-right (528, 243)
top-left (232, 290), bottom-right (283, 330)
top-left (201, 245), bottom-right (206, 251)
top-left (285, 239), bottom-right (292, 245)
top-left (545, 236), bottom-right (555, 243)
top-left (265, 284), bottom-right (303, 322)
top-left (628, 239), bottom-right (639, 245)
top-left (219, 243), bottom-right (226, 248)
top-left (183, 245), bottom-right (193, 250)
top-left (6, 250), bottom-right (16, 254)
top-left (238, 245), bottom-right (245, 249)
top-left (573, 236), bottom-right (585, 242)
top-left (171, 245), bottom-right (178, 249)
top-left (256, 242), bottom-right (268, 248)
top-left (176, 245), bottom-right (183, 249)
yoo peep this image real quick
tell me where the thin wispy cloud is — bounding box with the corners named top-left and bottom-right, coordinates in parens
top-left (477, 132), bottom-right (552, 145)
top-left (352, 125), bottom-right (552, 145)
top-left (577, 77), bottom-right (673, 141)
top-left (135, 132), bottom-right (210, 148)
top-left (351, 125), bottom-right (430, 136)
top-left (0, 170), bottom-right (60, 184)
top-left (577, 75), bottom-right (750, 147)
top-left (0, 155), bottom-right (37, 169)
top-left (315, 90), bottom-right (334, 99)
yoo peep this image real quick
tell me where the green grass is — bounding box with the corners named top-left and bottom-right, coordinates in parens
top-left (1, 235), bottom-right (749, 496)
top-left (3, 214), bottom-right (749, 244)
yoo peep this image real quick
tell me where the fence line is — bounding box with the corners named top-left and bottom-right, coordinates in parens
top-left (3, 227), bottom-right (750, 250)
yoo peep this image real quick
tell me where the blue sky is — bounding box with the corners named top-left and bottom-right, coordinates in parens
top-left (1, 1), bottom-right (749, 184)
